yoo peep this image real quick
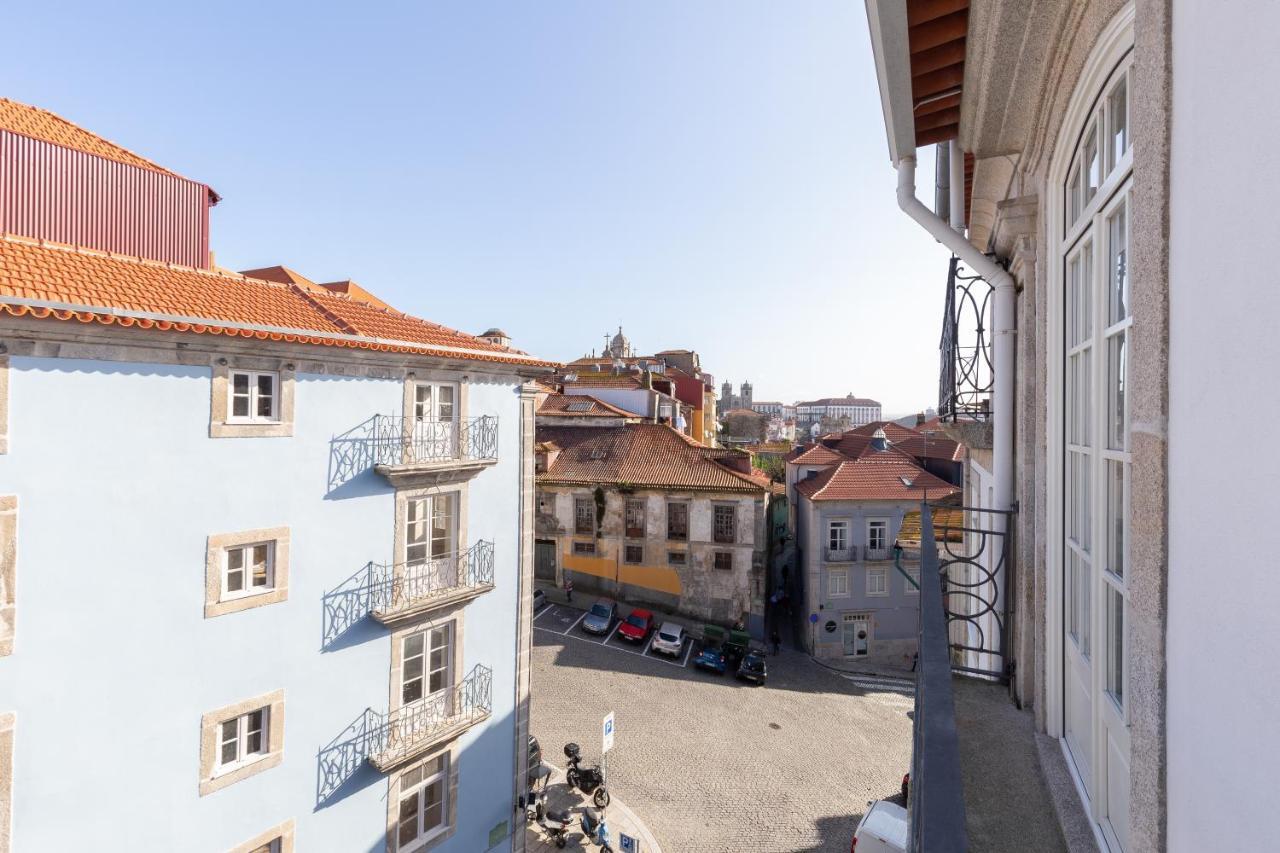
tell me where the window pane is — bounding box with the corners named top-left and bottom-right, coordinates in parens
top-left (252, 544), bottom-right (270, 587)
top-left (1084, 124), bottom-right (1099, 205)
top-left (437, 386), bottom-right (455, 420)
top-left (415, 384), bottom-right (431, 420)
top-left (232, 373), bottom-right (250, 395)
top-left (1107, 586), bottom-right (1125, 705)
top-left (403, 657), bottom-right (423, 682)
top-left (1068, 165), bottom-right (1081, 224)
top-left (1107, 331), bottom-right (1127, 451)
top-left (256, 374), bottom-right (275, 415)
top-left (399, 791), bottom-right (420, 844)
top-left (401, 765), bottom-right (424, 789)
top-left (1108, 75), bottom-right (1128, 169)
top-left (1081, 556), bottom-right (1092, 659)
top-left (232, 393), bottom-right (250, 418)
top-left (424, 778), bottom-right (445, 828)
top-left (1067, 254), bottom-right (1080, 345)
top-left (404, 633), bottom-right (424, 658)
top-left (1068, 551), bottom-right (1080, 643)
top-left (1108, 204), bottom-right (1128, 324)
top-left (1107, 460), bottom-right (1125, 579)
top-left (403, 677), bottom-right (423, 704)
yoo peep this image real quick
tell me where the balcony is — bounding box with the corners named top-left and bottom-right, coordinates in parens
top-left (938, 256), bottom-right (995, 450)
top-left (824, 546), bottom-right (855, 562)
top-left (316, 665), bottom-right (493, 801)
top-left (368, 665), bottom-right (493, 772)
top-left (321, 542), bottom-right (494, 646)
top-left (864, 545), bottom-right (893, 561)
top-left (909, 505), bottom-right (1070, 852)
top-left (328, 415), bottom-right (498, 492)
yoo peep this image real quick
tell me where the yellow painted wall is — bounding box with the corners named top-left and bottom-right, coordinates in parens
top-left (562, 550), bottom-right (684, 596)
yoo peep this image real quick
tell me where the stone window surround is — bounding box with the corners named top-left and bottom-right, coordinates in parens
top-left (199, 688), bottom-right (285, 796)
top-left (401, 372), bottom-right (469, 426)
top-left (384, 740), bottom-right (462, 853)
top-left (393, 484), bottom-right (469, 576)
top-left (0, 712), bottom-right (12, 853)
top-left (229, 819), bottom-right (296, 853)
top-left (210, 357), bottom-right (296, 438)
top-left (388, 605), bottom-right (468, 714)
top-left (666, 500), bottom-right (689, 541)
top-left (573, 495), bottom-right (594, 536)
top-left (623, 543), bottom-right (644, 564)
top-left (572, 540), bottom-right (596, 555)
top-left (204, 527), bottom-right (290, 619)
top-left (0, 496), bottom-right (14, 657)
top-left (712, 502), bottom-right (737, 544)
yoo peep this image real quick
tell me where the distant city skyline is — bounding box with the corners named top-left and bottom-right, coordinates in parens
top-left (5, 1), bottom-right (950, 414)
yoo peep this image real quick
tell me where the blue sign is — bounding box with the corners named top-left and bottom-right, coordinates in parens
top-left (619, 833), bottom-right (640, 853)
top-left (809, 612), bottom-right (819, 624)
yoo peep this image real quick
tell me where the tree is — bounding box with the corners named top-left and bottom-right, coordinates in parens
top-left (817, 414), bottom-right (852, 435)
top-left (753, 453), bottom-right (786, 483)
top-left (721, 411), bottom-right (767, 442)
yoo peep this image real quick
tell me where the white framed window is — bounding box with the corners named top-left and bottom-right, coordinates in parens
top-left (866, 520), bottom-right (888, 551)
top-left (397, 752), bottom-right (449, 851)
top-left (217, 707), bottom-right (268, 774)
top-left (228, 371), bottom-right (279, 423)
top-left (413, 382), bottom-right (457, 424)
top-left (827, 569), bottom-right (849, 597)
top-left (247, 842), bottom-right (280, 853)
top-left (866, 568), bottom-right (888, 596)
top-left (223, 542), bottom-right (274, 599)
top-left (904, 567), bottom-right (920, 594)
top-left (402, 624), bottom-right (452, 705)
top-left (405, 493), bottom-right (457, 565)
top-left (827, 520), bottom-right (849, 552)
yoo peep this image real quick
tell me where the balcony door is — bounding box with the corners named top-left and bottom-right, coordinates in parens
top-left (412, 382), bottom-right (458, 460)
top-left (401, 624), bottom-right (456, 733)
top-left (405, 493), bottom-right (459, 597)
top-left (1057, 18), bottom-right (1132, 851)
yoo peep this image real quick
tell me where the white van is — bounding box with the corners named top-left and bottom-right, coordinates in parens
top-left (852, 799), bottom-right (908, 852)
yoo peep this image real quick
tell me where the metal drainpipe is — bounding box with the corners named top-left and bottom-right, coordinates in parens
top-left (895, 153), bottom-right (1015, 566)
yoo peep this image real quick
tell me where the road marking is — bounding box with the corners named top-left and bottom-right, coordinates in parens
top-left (839, 673), bottom-right (916, 695)
top-left (567, 611), bottom-right (588, 634)
top-left (605, 620), bottom-right (622, 644)
top-left (679, 640), bottom-right (693, 668)
top-left (641, 633), bottom-right (655, 656)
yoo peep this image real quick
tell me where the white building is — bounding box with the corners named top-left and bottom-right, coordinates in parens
top-left (0, 100), bottom-right (552, 851)
top-left (794, 396), bottom-right (882, 431)
top-left (866, 1), bottom-right (1280, 850)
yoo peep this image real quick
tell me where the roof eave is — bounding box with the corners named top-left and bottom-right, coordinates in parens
top-left (865, 0), bottom-right (918, 164)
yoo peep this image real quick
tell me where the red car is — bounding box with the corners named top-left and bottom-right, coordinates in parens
top-left (617, 608), bottom-right (654, 643)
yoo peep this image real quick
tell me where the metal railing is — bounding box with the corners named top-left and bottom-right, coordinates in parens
top-left (910, 505), bottom-right (967, 852)
top-left (321, 541), bottom-right (495, 645)
top-left (824, 546), bottom-right (855, 562)
top-left (939, 256), bottom-right (994, 423)
top-left (864, 545), bottom-right (892, 561)
top-left (368, 665), bottom-right (493, 770)
top-left (327, 414), bottom-right (499, 490)
top-left (935, 504), bottom-right (1014, 681)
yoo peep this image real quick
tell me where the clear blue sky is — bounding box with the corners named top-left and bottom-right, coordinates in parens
top-left (6, 1), bottom-right (949, 414)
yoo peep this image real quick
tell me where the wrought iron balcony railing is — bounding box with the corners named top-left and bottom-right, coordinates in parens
top-left (939, 255), bottom-right (994, 423)
top-left (824, 546), bottom-right (855, 562)
top-left (321, 541), bottom-right (495, 645)
top-left (864, 545), bottom-right (893, 562)
top-left (327, 414), bottom-right (499, 491)
top-left (316, 664), bottom-right (492, 801)
top-left (367, 664), bottom-right (493, 772)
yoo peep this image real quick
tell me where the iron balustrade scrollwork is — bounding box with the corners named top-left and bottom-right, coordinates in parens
top-left (315, 664), bottom-right (493, 804)
top-left (327, 414), bottom-right (499, 490)
top-left (824, 546), bottom-right (855, 562)
top-left (321, 541), bottom-right (495, 646)
top-left (864, 545), bottom-right (893, 562)
top-left (939, 255), bottom-right (995, 422)
top-left (931, 502), bottom-right (1014, 681)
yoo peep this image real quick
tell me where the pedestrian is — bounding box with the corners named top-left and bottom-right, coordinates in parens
top-left (563, 576), bottom-right (573, 603)
top-left (911, 651), bottom-right (919, 672)
top-left (770, 629), bottom-right (781, 655)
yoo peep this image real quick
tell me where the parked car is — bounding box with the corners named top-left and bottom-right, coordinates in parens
top-left (851, 799), bottom-right (907, 852)
top-left (693, 643), bottom-right (727, 674)
top-left (617, 608), bottom-right (653, 643)
top-left (532, 588), bottom-right (547, 611)
top-left (722, 629), bottom-right (750, 671)
top-left (737, 649), bottom-right (768, 685)
top-left (651, 622), bottom-right (686, 656)
top-left (581, 599), bottom-right (616, 635)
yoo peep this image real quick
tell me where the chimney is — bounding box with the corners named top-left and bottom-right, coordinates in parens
top-left (915, 412), bottom-right (926, 427)
top-left (870, 427), bottom-right (889, 452)
top-left (719, 451), bottom-right (753, 475)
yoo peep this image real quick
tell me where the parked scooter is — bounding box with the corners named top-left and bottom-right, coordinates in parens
top-left (524, 788), bottom-right (571, 848)
top-left (563, 742), bottom-right (611, 807)
top-left (580, 807), bottom-right (613, 852)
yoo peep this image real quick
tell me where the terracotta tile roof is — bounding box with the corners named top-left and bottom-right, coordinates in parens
top-left (0, 234), bottom-right (556, 367)
top-left (795, 455), bottom-right (960, 502)
top-left (562, 373), bottom-right (649, 390)
top-left (0, 98), bottom-right (217, 201)
top-left (537, 392), bottom-right (637, 419)
top-left (898, 508), bottom-right (965, 544)
top-left (843, 421), bottom-right (964, 462)
top-left (536, 423), bottom-right (770, 493)
top-left (788, 444), bottom-right (849, 466)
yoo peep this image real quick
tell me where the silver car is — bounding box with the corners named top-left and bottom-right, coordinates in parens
top-left (651, 622), bottom-right (685, 656)
top-left (581, 599), bottom-right (616, 635)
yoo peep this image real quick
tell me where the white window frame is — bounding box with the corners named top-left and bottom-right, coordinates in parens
top-left (412, 381), bottom-right (458, 424)
top-left (866, 568), bottom-right (888, 597)
top-left (904, 566), bottom-right (920, 595)
top-left (866, 519), bottom-right (888, 552)
top-left (827, 519), bottom-right (850, 552)
top-left (405, 492), bottom-right (458, 566)
top-left (227, 370), bottom-right (280, 424)
top-left (827, 568), bottom-right (849, 598)
top-left (222, 541), bottom-right (275, 600)
top-left (216, 707), bottom-right (269, 775)
top-left (396, 753), bottom-right (450, 851)
top-left (401, 624), bottom-right (453, 706)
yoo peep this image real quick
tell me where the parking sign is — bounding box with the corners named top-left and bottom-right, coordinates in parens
top-left (619, 832), bottom-right (640, 852)
top-left (602, 711), bottom-right (615, 754)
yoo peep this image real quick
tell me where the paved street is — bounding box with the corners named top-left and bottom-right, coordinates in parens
top-left (530, 600), bottom-right (916, 852)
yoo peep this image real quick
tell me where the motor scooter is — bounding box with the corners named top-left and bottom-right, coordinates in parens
top-left (524, 789), bottom-right (571, 848)
top-left (563, 742), bottom-right (611, 807)
top-left (580, 807), bottom-right (613, 852)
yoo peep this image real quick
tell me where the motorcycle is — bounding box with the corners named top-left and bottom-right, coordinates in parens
top-left (523, 788), bottom-right (571, 848)
top-left (563, 742), bottom-right (611, 808)
top-left (580, 807), bottom-right (613, 852)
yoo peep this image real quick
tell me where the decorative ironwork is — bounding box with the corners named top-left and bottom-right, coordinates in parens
top-left (322, 541), bottom-right (495, 646)
top-left (931, 502), bottom-right (1014, 681)
top-left (824, 546), bottom-right (855, 562)
top-left (327, 414), bottom-right (499, 491)
top-left (314, 664), bottom-right (492, 804)
top-left (864, 545), bottom-right (893, 562)
top-left (939, 256), bottom-right (995, 422)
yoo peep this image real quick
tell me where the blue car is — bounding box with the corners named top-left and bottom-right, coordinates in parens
top-left (581, 599), bottom-right (616, 635)
top-left (693, 644), bottom-right (727, 674)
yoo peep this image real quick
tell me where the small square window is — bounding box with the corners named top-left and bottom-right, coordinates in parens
top-left (228, 371), bottom-right (280, 423)
top-left (624, 544), bottom-right (643, 564)
top-left (867, 568), bottom-right (888, 596)
top-left (667, 551), bottom-right (686, 566)
top-left (574, 498), bottom-right (594, 536)
top-left (713, 551), bottom-right (733, 571)
top-left (827, 569), bottom-right (849, 597)
top-left (223, 542), bottom-right (275, 599)
top-left (573, 541), bottom-right (596, 556)
top-left (217, 708), bottom-right (268, 774)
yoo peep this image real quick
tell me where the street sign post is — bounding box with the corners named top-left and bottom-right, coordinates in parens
top-left (602, 711), bottom-right (615, 753)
